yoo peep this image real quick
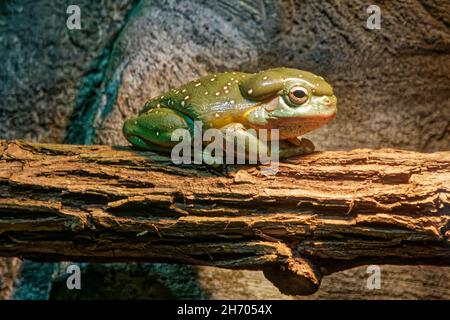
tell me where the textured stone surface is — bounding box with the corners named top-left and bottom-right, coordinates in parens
top-left (12, 261), bottom-right (58, 300)
top-left (0, 0), bottom-right (136, 143)
top-left (0, 258), bottom-right (21, 299)
top-left (48, 263), bottom-right (203, 300)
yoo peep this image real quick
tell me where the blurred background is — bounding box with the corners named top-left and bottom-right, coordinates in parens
top-left (0, 0), bottom-right (449, 299)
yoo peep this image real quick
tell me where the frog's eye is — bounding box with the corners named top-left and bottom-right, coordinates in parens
top-left (288, 86), bottom-right (309, 105)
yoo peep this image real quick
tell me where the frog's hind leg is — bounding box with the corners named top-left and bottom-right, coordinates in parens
top-left (124, 135), bottom-right (173, 153)
top-left (123, 107), bottom-right (193, 153)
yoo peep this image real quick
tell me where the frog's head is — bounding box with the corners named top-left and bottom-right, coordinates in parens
top-left (240, 68), bottom-right (337, 139)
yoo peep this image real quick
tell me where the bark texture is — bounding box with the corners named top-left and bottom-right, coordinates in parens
top-left (0, 140), bottom-right (449, 295)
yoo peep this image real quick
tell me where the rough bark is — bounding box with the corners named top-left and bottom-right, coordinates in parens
top-left (0, 140), bottom-right (448, 295)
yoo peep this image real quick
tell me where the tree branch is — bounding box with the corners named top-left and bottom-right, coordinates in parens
top-left (0, 140), bottom-right (449, 295)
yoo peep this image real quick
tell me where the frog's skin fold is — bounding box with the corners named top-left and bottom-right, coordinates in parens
top-left (123, 67), bottom-right (337, 160)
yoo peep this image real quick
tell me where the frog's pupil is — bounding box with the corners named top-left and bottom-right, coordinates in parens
top-left (293, 90), bottom-right (306, 98)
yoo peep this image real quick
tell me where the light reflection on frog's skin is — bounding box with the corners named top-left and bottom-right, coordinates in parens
top-left (123, 67), bottom-right (337, 160)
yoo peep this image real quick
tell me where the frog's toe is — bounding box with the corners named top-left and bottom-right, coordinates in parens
top-left (278, 138), bottom-right (315, 159)
top-left (287, 137), bottom-right (315, 151)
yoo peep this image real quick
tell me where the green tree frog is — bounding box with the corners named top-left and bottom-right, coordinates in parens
top-left (123, 67), bottom-right (337, 161)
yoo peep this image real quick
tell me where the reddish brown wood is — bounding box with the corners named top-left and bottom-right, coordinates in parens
top-left (0, 140), bottom-right (449, 295)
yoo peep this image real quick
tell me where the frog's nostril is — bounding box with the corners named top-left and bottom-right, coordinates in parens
top-left (323, 96), bottom-right (336, 106)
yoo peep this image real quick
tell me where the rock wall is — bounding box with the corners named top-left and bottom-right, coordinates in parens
top-left (0, 0), bottom-right (136, 299)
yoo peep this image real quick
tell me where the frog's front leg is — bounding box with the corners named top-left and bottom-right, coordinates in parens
top-left (217, 123), bottom-right (269, 163)
top-left (218, 123), bottom-right (314, 162)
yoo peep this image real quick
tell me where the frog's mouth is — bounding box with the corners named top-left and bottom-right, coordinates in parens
top-left (260, 95), bottom-right (337, 122)
top-left (269, 113), bottom-right (336, 124)
top-left (244, 95), bottom-right (336, 139)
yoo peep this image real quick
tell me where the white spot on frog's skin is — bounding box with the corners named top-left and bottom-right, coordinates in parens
top-left (184, 95), bottom-right (190, 100)
top-left (181, 101), bottom-right (185, 107)
top-left (156, 103), bottom-right (161, 108)
top-left (205, 91), bottom-right (209, 95)
top-left (247, 89), bottom-right (253, 94)
top-left (263, 76), bottom-right (268, 80)
top-left (225, 90), bottom-right (229, 94)
top-left (232, 72), bottom-right (236, 75)
top-left (298, 74), bottom-right (303, 78)
top-left (134, 121), bottom-right (138, 125)
top-left (215, 113), bottom-right (220, 118)
top-left (210, 77), bottom-right (216, 82)
top-left (182, 89), bottom-right (187, 93)
top-left (195, 83), bottom-right (201, 87)
top-left (227, 82), bottom-right (231, 86)
top-left (234, 80), bottom-right (239, 83)
top-left (230, 100), bottom-right (235, 104)
top-left (156, 132), bottom-right (160, 136)
top-left (175, 90), bottom-right (179, 94)
top-left (230, 78), bottom-right (234, 81)
top-left (215, 92), bottom-right (220, 96)
top-left (223, 86), bottom-right (228, 90)
top-left (161, 95), bottom-right (165, 99)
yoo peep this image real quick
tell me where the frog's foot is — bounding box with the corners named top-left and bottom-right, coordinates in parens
top-left (277, 137), bottom-right (315, 159)
top-left (125, 135), bottom-right (173, 153)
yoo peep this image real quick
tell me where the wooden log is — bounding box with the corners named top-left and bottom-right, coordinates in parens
top-left (0, 139), bottom-right (449, 295)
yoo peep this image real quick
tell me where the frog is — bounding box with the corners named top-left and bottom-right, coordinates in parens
top-left (123, 67), bottom-right (337, 162)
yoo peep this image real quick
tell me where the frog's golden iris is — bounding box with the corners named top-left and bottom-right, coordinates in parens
top-left (288, 86), bottom-right (309, 105)
top-left (123, 67), bottom-right (337, 159)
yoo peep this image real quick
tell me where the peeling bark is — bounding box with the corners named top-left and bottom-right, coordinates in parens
top-left (0, 140), bottom-right (449, 295)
